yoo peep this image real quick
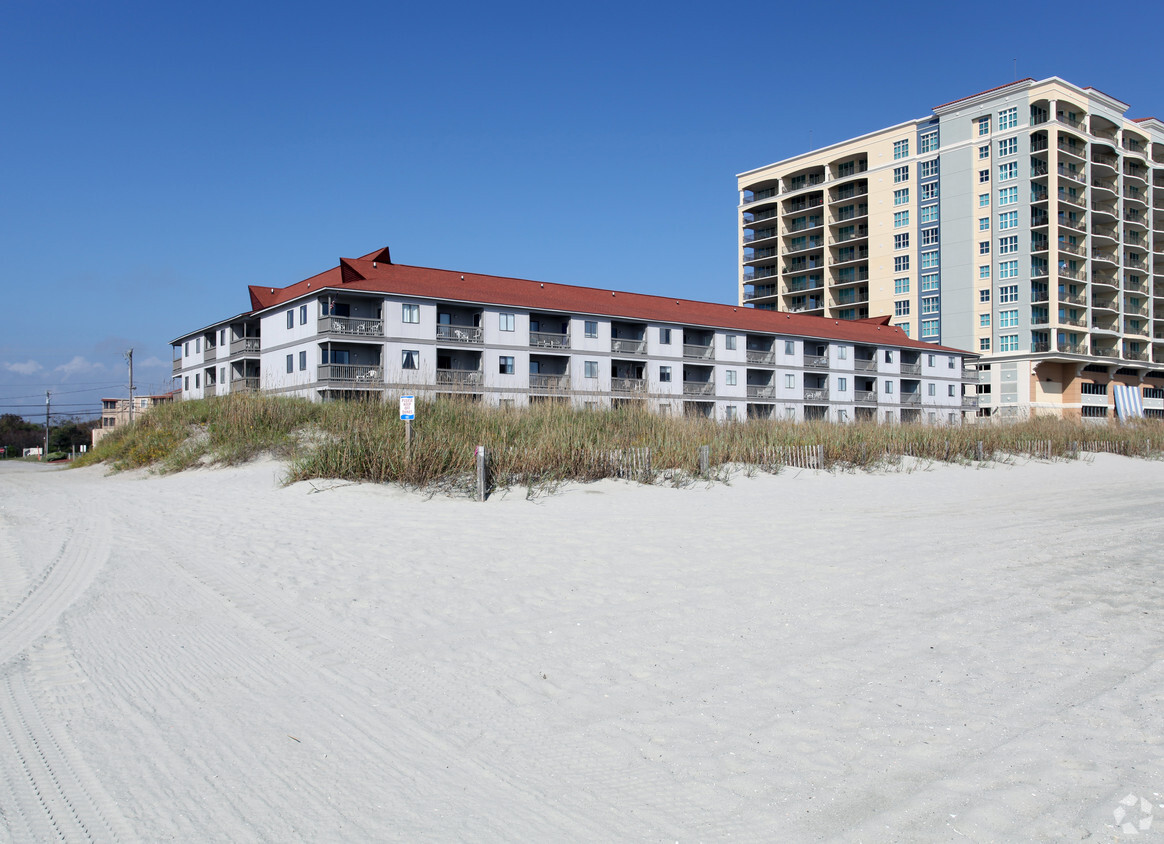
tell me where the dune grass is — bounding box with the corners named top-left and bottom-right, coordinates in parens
top-left (75, 392), bottom-right (1164, 492)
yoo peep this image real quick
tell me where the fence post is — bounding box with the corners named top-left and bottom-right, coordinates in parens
top-left (698, 445), bottom-right (710, 476)
top-left (815, 444), bottom-right (824, 469)
top-left (976, 441), bottom-right (984, 462)
top-left (476, 445), bottom-right (488, 502)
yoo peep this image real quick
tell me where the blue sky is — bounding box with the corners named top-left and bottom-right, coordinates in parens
top-left (2, 0), bottom-right (1161, 420)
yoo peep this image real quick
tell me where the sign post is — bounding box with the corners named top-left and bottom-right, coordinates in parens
top-left (399, 395), bottom-right (415, 458)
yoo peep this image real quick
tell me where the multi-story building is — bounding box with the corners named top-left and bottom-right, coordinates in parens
top-left (171, 247), bottom-right (976, 424)
top-left (738, 77), bottom-right (1164, 420)
top-left (91, 393), bottom-right (175, 446)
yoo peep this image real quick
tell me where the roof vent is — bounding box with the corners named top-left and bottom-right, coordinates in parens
top-left (372, 262), bottom-right (377, 268)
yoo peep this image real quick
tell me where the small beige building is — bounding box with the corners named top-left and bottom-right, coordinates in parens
top-left (91, 393), bottom-right (175, 446)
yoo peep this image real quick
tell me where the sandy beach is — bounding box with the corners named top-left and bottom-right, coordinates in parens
top-left (1, 454), bottom-right (1162, 842)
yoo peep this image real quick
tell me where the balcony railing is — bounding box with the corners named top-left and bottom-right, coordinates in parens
top-left (611, 338), bottom-right (647, 355)
top-left (435, 369), bottom-right (483, 388)
top-left (204, 383), bottom-right (217, 396)
top-left (1058, 340), bottom-right (1088, 354)
top-left (529, 374), bottom-right (569, 391)
top-left (319, 364), bottom-right (383, 384)
top-left (804, 355), bottom-right (829, 368)
top-left (611, 377), bottom-right (646, 393)
top-left (322, 316), bottom-right (385, 337)
top-left (746, 350), bottom-right (775, 365)
top-left (436, 325), bottom-right (483, 344)
top-left (204, 345), bottom-right (218, 360)
top-left (172, 357), bottom-right (182, 374)
top-left (855, 390), bottom-right (878, 404)
top-left (234, 377), bottom-right (260, 392)
top-left (230, 337), bottom-right (261, 355)
top-left (530, 331), bottom-right (570, 349)
top-left (962, 396), bottom-right (979, 408)
top-left (855, 359), bottom-right (877, 371)
top-left (901, 393), bottom-right (922, 406)
top-left (803, 388), bottom-right (829, 402)
top-left (682, 344), bottom-right (714, 360)
top-left (900, 362), bottom-right (922, 375)
top-left (746, 385), bottom-right (776, 398)
top-left (682, 381), bottom-right (715, 396)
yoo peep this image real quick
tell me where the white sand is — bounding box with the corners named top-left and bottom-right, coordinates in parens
top-left (1, 454), bottom-right (1162, 842)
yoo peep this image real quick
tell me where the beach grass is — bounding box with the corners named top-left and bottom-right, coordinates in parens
top-left (75, 393), bottom-right (1164, 491)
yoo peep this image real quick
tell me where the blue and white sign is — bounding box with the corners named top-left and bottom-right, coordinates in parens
top-left (399, 395), bottom-right (416, 420)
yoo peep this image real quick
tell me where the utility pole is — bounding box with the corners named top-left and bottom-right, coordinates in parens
top-left (126, 348), bottom-right (136, 425)
top-left (44, 391), bottom-right (50, 460)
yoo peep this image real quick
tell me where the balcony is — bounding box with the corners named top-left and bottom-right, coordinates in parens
top-left (901, 393), bottom-right (922, 406)
top-left (855, 390), bottom-right (878, 404)
top-left (529, 374), bottom-right (569, 392)
top-left (1058, 214), bottom-right (1086, 232)
top-left (1058, 340), bottom-right (1088, 354)
top-left (234, 377), bottom-right (260, 392)
top-left (204, 383), bottom-right (217, 396)
top-left (803, 387), bottom-right (829, 402)
top-left (172, 356), bottom-right (182, 374)
top-left (804, 355), bottom-right (829, 369)
top-left (744, 284), bottom-right (778, 302)
top-left (901, 362), bottom-right (922, 375)
top-left (682, 343), bottom-right (714, 360)
top-left (530, 331), bottom-right (570, 349)
top-left (319, 364), bottom-right (383, 385)
top-left (962, 396), bottom-right (979, 408)
top-left (436, 325), bottom-right (483, 344)
top-left (746, 385), bottom-right (776, 399)
top-left (321, 316), bottom-right (384, 337)
top-left (204, 345), bottom-right (218, 361)
top-left (855, 358), bottom-right (877, 372)
top-left (682, 381), bottom-right (715, 396)
top-left (230, 337), bottom-right (261, 355)
top-left (741, 187), bottom-right (778, 205)
top-left (1057, 189), bottom-right (1087, 209)
top-left (611, 377), bottom-right (646, 393)
top-left (435, 369), bottom-right (483, 388)
top-left (611, 338), bottom-right (647, 355)
top-left (1057, 165), bottom-right (1087, 184)
top-left (746, 349), bottom-right (775, 365)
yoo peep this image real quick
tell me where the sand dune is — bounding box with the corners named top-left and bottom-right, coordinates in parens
top-left (1, 455), bottom-right (1162, 842)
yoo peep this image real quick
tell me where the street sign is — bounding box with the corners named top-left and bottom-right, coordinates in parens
top-left (399, 395), bottom-right (415, 420)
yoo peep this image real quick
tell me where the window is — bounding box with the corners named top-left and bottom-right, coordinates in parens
top-left (894, 277), bottom-right (910, 294)
top-left (921, 228), bottom-right (939, 246)
top-left (999, 186), bottom-right (1018, 205)
top-left (220, 329), bottom-right (226, 345)
top-left (893, 188), bottom-right (909, 206)
top-left (920, 251), bottom-right (939, 269)
top-left (286, 310), bottom-right (294, 329)
top-left (998, 211), bottom-right (1018, 230)
top-left (927, 354), bottom-right (936, 367)
top-left (920, 205), bottom-right (939, 223)
top-left (999, 261), bottom-right (1019, 280)
top-left (920, 159), bottom-right (939, 178)
top-left (893, 165), bottom-right (909, 183)
top-left (659, 327), bottom-right (671, 344)
top-left (998, 162), bottom-right (1018, 181)
top-left (837, 346), bottom-right (847, 360)
top-left (725, 370), bottom-right (737, 386)
top-left (999, 235), bottom-right (1019, 255)
top-left (785, 374), bottom-right (795, 389)
top-left (894, 233), bottom-right (909, 250)
top-left (979, 266), bottom-right (991, 281)
top-left (980, 313), bottom-right (991, 327)
top-left (499, 356), bottom-right (514, 374)
top-left (979, 288), bottom-right (991, 302)
top-left (999, 334), bottom-right (1019, 352)
top-left (928, 383), bottom-right (936, 396)
top-left (980, 338), bottom-right (991, 351)
top-left (725, 335), bottom-right (737, 350)
top-left (921, 320), bottom-right (939, 338)
top-left (584, 320), bottom-right (598, 338)
top-left (979, 169), bottom-right (990, 183)
top-left (893, 139), bottom-right (909, 159)
top-left (402, 303), bottom-right (420, 324)
top-left (837, 377), bottom-right (848, 391)
top-left (978, 115), bottom-right (991, 136)
top-left (300, 304), bottom-right (308, 325)
top-left (999, 309), bottom-right (1019, 327)
top-left (401, 350), bottom-right (419, 369)
top-left (998, 137), bottom-right (1018, 156)
top-left (899, 322), bottom-right (910, 336)
top-left (884, 380), bottom-right (894, 394)
top-left (921, 297), bottom-right (940, 315)
top-left (499, 313), bottom-right (515, 332)
top-left (725, 406), bottom-right (738, 421)
top-left (184, 341), bottom-right (189, 356)
top-left (184, 376), bottom-right (189, 390)
top-left (895, 300), bottom-right (910, 316)
top-left (195, 373), bottom-right (200, 388)
top-left (298, 350), bottom-right (306, 371)
top-left (978, 193), bottom-right (990, 208)
top-left (286, 354), bottom-right (293, 374)
top-left (584, 360), bottom-right (598, 378)
top-left (999, 284), bottom-right (1019, 302)
top-left (920, 183), bottom-right (938, 200)
top-left (948, 384), bottom-right (956, 397)
top-left (919, 132), bottom-right (938, 153)
top-left (885, 350), bottom-right (893, 363)
top-left (948, 356), bottom-right (955, 370)
top-left (978, 144), bottom-right (990, 159)
top-left (979, 217), bottom-right (990, 231)
top-left (659, 365), bottom-right (671, 382)
top-left (196, 338), bottom-right (201, 353)
top-left (920, 273), bottom-right (939, 292)
top-left (998, 107), bottom-right (1017, 130)
top-left (321, 349), bottom-right (349, 365)
top-left (894, 210), bottom-right (909, 228)
top-left (785, 340), bottom-right (795, 355)
top-left (894, 255), bottom-right (910, 272)
top-left (979, 241), bottom-right (991, 255)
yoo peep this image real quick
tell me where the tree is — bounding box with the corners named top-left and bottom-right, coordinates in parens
top-left (0, 414), bottom-right (42, 454)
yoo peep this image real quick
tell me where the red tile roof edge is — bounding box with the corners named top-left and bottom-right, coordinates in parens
top-left (245, 252), bottom-right (972, 356)
top-left (932, 78), bottom-right (1035, 111)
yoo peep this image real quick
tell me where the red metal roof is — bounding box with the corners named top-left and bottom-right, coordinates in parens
top-left (932, 79), bottom-right (1035, 111)
top-left (247, 249), bottom-right (971, 354)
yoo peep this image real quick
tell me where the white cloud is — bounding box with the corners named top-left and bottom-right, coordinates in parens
top-left (54, 356), bottom-right (108, 378)
top-left (137, 355), bottom-right (167, 369)
top-left (2, 360), bottom-right (44, 376)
